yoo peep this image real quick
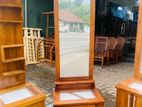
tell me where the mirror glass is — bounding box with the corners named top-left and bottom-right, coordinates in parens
top-left (59, 0), bottom-right (91, 77)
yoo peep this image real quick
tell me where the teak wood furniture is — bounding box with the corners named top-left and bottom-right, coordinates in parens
top-left (107, 37), bottom-right (118, 64)
top-left (41, 11), bottom-right (54, 39)
top-left (94, 36), bottom-right (125, 66)
top-left (116, 0), bottom-right (142, 107)
top-left (53, 0), bottom-right (104, 107)
top-left (94, 36), bottom-right (109, 67)
top-left (37, 38), bottom-right (55, 67)
top-left (0, 0), bottom-right (45, 106)
top-left (116, 79), bottom-right (142, 107)
top-left (23, 28), bottom-right (44, 65)
top-left (115, 37), bottom-right (126, 63)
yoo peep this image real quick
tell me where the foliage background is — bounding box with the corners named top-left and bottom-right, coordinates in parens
top-left (59, 0), bottom-right (90, 25)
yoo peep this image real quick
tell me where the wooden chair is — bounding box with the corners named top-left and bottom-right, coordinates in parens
top-left (36, 38), bottom-right (55, 67)
top-left (94, 36), bottom-right (109, 67)
top-left (107, 37), bottom-right (118, 64)
top-left (115, 37), bottom-right (126, 63)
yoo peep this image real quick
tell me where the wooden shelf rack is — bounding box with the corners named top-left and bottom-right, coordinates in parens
top-left (0, 0), bottom-right (26, 90)
top-left (1, 44), bottom-right (24, 63)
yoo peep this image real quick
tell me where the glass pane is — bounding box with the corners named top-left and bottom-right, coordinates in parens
top-left (60, 90), bottom-right (96, 101)
top-left (59, 0), bottom-right (90, 77)
top-left (129, 82), bottom-right (142, 91)
top-left (0, 88), bottom-right (34, 104)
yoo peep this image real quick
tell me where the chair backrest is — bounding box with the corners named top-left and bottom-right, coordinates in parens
top-left (96, 36), bottom-right (109, 42)
top-left (116, 37), bottom-right (126, 50)
top-left (95, 36), bottom-right (109, 50)
top-left (108, 37), bottom-right (118, 50)
top-left (95, 36), bottom-right (109, 56)
top-left (36, 39), bottom-right (55, 61)
top-left (119, 37), bottom-right (126, 50)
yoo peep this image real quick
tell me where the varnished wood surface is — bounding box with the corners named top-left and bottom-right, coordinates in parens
top-left (0, 1), bottom-right (46, 107)
top-left (0, 0), bottom-right (25, 89)
top-left (0, 83), bottom-right (46, 107)
top-left (116, 78), bottom-right (142, 96)
top-left (55, 80), bottom-right (95, 91)
top-left (116, 78), bottom-right (142, 107)
top-left (53, 88), bottom-right (104, 107)
top-left (134, 0), bottom-right (142, 80)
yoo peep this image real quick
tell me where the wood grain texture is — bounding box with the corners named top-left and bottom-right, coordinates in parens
top-left (0, 83), bottom-right (46, 107)
top-left (116, 89), bottom-right (128, 107)
top-left (55, 80), bottom-right (95, 91)
top-left (53, 88), bottom-right (104, 107)
top-left (0, 1), bottom-right (46, 107)
top-left (116, 78), bottom-right (142, 107)
top-left (0, 0), bottom-right (25, 90)
top-left (134, 0), bottom-right (142, 80)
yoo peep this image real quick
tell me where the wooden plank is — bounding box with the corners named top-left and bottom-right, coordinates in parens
top-left (1, 44), bottom-right (23, 48)
top-left (135, 96), bottom-right (142, 107)
top-left (2, 70), bottom-right (25, 77)
top-left (0, 4), bottom-right (22, 8)
top-left (0, 20), bottom-right (22, 23)
top-left (116, 89), bottom-right (128, 107)
top-left (41, 11), bottom-right (54, 15)
top-left (134, 0), bottom-right (142, 80)
top-left (2, 57), bottom-right (25, 63)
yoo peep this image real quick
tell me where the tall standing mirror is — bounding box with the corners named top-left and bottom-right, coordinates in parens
top-left (59, 0), bottom-right (90, 78)
top-left (55, 0), bottom-right (94, 81)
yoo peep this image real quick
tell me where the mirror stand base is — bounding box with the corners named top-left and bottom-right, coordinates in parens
top-left (53, 80), bottom-right (104, 107)
top-left (53, 88), bottom-right (104, 107)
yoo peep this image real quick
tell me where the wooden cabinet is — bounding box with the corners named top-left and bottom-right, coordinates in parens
top-left (0, 0), bottom-right (46, 106)
top-left (116, 79), bottom-right (142, 107)
top-left (0, 0), bottom-right (25, 90)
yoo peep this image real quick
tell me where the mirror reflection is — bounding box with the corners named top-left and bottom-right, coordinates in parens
top-left (59, 0), bottom-right (90, 77)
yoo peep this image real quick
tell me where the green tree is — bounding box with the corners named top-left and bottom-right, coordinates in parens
top-left (73, 4), bottom-right (90, 25)
top-left (59, 0), bottom-right (90, 25)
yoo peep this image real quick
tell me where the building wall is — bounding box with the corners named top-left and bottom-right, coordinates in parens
top-left (22, 0), bottom-right (54, 37)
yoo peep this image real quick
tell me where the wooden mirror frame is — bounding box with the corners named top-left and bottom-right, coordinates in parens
top-left (134, 0), bottom-right (142, 81)
top-left (54, 0), bottom-right (96, 82)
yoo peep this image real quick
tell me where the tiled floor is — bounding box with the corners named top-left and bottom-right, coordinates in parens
top-left (94, 62), bottom-right (133, 107)
top-left (26, 62), bottom-right (134, 107)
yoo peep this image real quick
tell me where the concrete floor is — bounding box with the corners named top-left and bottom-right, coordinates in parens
top-left (26, 62), bottom-right (133, 107)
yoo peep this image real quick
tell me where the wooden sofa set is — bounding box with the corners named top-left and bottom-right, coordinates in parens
top-left (94, 36), bottom-right (126, 67)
